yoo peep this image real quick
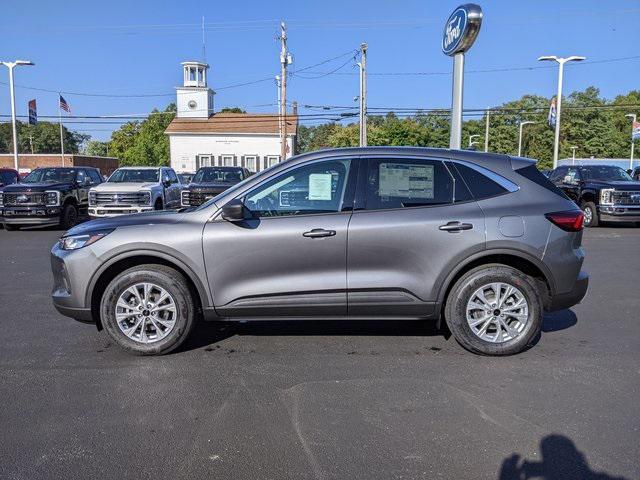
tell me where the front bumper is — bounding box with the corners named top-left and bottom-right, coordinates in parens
top-left (89, 206), bottom-right (153, 218)
top-left (547, 270), bottom-right (589, 311)
top-left (598, 205), bottom-right (640, 223)
top-left (1, 206), bottom-right (61, 225)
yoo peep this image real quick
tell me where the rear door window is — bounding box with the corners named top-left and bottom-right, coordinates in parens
top-left (364, 158), bottom-right (453, 210)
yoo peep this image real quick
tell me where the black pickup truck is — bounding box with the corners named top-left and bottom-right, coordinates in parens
top-left (549, 164), bottom-right (640, 227)
top-left (0, 167), bottom-right (103, 230)
top-left (180, 166), bottom-right (250, 207)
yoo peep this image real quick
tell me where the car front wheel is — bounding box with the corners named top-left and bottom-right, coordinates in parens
top-left (581, 201), bottom-right (599, 227)
top-left (445, 265), bottom-right (543, 356)
top-left (100, 264), bottom-right (196, 355)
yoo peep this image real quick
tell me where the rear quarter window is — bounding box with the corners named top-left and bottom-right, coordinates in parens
top-left (453, 163), bottom-right (509, 200)
top-left (516, 164), bottom-right (569, 200)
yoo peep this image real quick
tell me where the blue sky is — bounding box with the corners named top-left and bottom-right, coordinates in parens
top-left (1, 0), bottom-right (639, 141)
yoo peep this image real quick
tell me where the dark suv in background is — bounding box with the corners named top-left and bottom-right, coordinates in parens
top-left (0, 168), bottom-right (20, 188)
top-left (181, 166), bottom-right (251, 207)
top-left (549, 164), bottom-right (640, 227)
top-left (51, 147), bottom-right (588, 357)
top-left (1, 167), bottom-right (102, 230)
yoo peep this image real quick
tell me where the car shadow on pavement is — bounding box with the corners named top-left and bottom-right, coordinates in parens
top-left (179, 319), bottom-right (445, 353)
top-left (499, 434), bottom-right (628, 479)
top-left (541, 309), bottom-right (577, 333)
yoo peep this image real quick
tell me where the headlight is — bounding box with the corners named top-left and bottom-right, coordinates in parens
top-left (140, 191), bottom-right (152, 205)
top-left (600, 188), bottom-right (615, 205)
top-left (45, 190), bottom-right (60, 206)
top-left (59, 229), bottom-right (113, 250)
top-left (181, 190), bottom-right (190, 206)
top-left (89, 191), bottom-right (96, 206)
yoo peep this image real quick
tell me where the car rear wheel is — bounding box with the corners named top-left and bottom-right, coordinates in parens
top-left (100, 264), bottom-right (196, 355)
top-left (444, 265), bottom-right (543, 356)
top-left (581, 201), bottom-right (599, 227)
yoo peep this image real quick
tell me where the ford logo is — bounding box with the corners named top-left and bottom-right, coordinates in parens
top-left (112, 194), bottom-right (119, 202)
top-left (17, 194), bottom-right (28, 203)
top-left (442, 4), bottom-right (483, 56)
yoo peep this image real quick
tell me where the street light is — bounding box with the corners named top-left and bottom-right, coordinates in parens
top-left (538, 55), bottom-right (586, 169)
top-left (468, 134), bottom-right (481, 149)
top-left (571, 146), bottom-right (578, 165)
top-left (625, 114), bottom-right (636, 170)
top-left (518, 121), bottom-right (536, 157)
top-left (0, 60), bottom-right (35, 171)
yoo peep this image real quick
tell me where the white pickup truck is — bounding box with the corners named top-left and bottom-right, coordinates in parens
top-left (88, 166), bottom-right (182, 218)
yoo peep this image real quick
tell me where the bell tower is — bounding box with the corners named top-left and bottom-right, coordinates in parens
top-left (176, 61), bottom-right (214, 118)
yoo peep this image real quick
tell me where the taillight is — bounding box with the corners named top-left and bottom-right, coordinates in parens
top-left (545, 210), bottom-right (584, 232)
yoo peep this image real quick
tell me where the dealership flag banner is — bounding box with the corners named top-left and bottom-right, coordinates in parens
top-left (28, 99), bottom-right (37, 125)
top-left (633, 120), bottom-right (640, 141)
top-left (547, 97), bottom-right (557, 129)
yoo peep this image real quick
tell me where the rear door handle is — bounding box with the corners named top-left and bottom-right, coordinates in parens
top-left (303, 228), bottom-right (336, 238)
top-left (439, 221), bottom-right (473, 232)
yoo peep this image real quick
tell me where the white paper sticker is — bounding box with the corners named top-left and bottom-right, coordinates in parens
top-left (379, 163), bottom-right (434, 199)
top-left (308, 173), bottom-right (332, 200)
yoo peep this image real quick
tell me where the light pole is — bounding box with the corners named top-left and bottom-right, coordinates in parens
top-left (538, 55), bottom-right (586, 169)
top-left (625, 114), bottom-right (636, 170)
top-left (1, 60), bottom-right (35, 171)
top-left (517, 121), bottom-right (536, 157)
top-left (468, 134), bottom-right (481, 149)
top-left (571, 146), bottom-right (578, 165)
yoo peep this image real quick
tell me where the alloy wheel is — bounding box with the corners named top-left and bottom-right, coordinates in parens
top-left (583, 206), bottom-right (593, 226)
top-left (115, 282), bottom-right (177, 344)
top-left (465, 282), bottom-right (529, 343)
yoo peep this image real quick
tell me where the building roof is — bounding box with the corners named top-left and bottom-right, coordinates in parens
top-left (165, 112), bottom-right (298, 136)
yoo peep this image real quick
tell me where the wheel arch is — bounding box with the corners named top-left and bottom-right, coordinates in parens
top-left (87, 250), bottom-right (209, 330)
top-left (437, 249), bottom-right (555, 312)
top-left (579, 190), bottom-right (597, 204)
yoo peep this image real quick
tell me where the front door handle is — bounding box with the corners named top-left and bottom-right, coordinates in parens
top-left (303, 228), bottom-right (336, 238)
top-left (439, 221), bottom-right (473, 232)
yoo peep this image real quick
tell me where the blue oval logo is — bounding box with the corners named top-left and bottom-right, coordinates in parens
top-left (442, 7), bottom-right (468, 55)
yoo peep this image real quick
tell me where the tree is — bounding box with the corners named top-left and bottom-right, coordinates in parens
top-left (220, 107), bottom-right (246, 114)
top-left (0, 121), bottom-right (88, 154)
top-left (84, 140), bottom-right (110, 157)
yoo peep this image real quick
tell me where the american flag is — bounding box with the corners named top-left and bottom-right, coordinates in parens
top-left (59, 95), bottom-right (71, 113)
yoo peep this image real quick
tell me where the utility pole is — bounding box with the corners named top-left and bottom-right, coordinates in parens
top-left (275, 75), bottom-right (282, 163)
top-left (484, 108), bottom-right (490, 152)
top-left (1, 60), bottom-right (35, 170)
top-left (278, 21), bottom-right (292, 161)
top-left (358, 43), bottom-right (368, 147)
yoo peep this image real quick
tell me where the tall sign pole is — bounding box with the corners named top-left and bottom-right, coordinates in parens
top-left (278, 22), bottom-right (293, 161)
top-left (442, 4), bottom-right (483, 150)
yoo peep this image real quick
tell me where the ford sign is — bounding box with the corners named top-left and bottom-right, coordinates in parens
top-left (442, 4), bottom-right (483, 56)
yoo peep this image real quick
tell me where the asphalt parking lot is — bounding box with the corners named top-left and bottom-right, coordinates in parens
top-left (0, 226), bottom-right (638, 480)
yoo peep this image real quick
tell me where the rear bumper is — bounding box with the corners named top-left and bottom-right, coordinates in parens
top-left (547, 270), bottom-right (589, 311)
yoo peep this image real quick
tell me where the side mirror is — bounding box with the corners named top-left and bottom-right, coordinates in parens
top-left (221, 199), bottom-right (249, 222)
top-left (83, 178), bottom-right (92, 186)
top-left (162, 179), bottom-right (171, 188)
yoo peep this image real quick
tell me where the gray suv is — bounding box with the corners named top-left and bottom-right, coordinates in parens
top-left (51, 148), bottom-right (588, 356)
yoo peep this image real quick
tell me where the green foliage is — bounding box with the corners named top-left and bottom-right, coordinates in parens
top-left (110, 103), bottom-right (176, 166)
top-left (84, 140), bottom-right (110, 157)
top-left (220, 107), bottom-right (246, 113)
top-left (0, 121), bottom-right (88, 154)
top-left (297, 88), bottom-right (640, 169)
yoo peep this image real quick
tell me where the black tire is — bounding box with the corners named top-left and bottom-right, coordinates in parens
top-left (100, 264), bottom-right (196, 355)
top-left (581, 201), bottom-right (599, 228)
top-left (3, 224), bottom-right (19, 231)
top-left (154, 199), bottom-right (163, 210)
top-left (60, 203), bottom-right (79, 229)
top-left (444, 264), bottom-right (543, 356)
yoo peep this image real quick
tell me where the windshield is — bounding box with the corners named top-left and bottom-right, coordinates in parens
top-left (193, 168), bottom-right (244, 184)
top-left (1, 171), bottom-right (16, 185)
top-left (23, 168), bottom-right (76, 183)
top-left (178, 173), bottom-right (194, 184)
top-left (108, 169), bottom-right (159, 183)
top-left (581, 166), bottom-right (633, 182)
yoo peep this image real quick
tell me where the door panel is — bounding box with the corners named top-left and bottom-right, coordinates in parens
top-left (347, 157), bottom-right (485, 317)
top-left (203, 214), bottom-right (350, 317)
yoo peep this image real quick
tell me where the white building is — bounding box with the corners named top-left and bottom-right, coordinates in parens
top-left (165, 61), bottom-right (297, 173)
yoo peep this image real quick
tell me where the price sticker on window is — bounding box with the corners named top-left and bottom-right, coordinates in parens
top-left (308, 173), bottom-right (332, 200)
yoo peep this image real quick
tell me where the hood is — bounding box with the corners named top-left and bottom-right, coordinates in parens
top-left (1, 181), bottom-right (73, 192)
top-left (187, 182), bottom-right (233, 191)
top-left (586, 180), bottom-right (640, 190)
top-left (64, 210), bottom-right (185, 236)
top-left (92, 182), bottom-right (158, 192)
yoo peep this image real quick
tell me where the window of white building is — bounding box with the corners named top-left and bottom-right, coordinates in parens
top-left (267, 155), bottom-right (281, 167)
top-left (196, 155), bottom-right (212, 169)
top-left (243, 155), bottom-right (258, 172)
top-left (221, 155), bottom-right (235, 166)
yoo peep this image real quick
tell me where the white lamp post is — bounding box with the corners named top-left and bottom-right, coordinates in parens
top-left (538, 55), bottom-right (586, 169)
top-left (468, 134), bottom-right (481, 149)
top-left (518, 121), bottom-right (536, 157)
top-left (625, 114), bottom-right (636, 170)
top-left (571, 146), bottom-right (578, 165)
top-left (0, 60), bottom-right (35, 171)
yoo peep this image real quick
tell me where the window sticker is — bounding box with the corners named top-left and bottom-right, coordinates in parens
top-left (308, 173), bottom-right (333, 200)
top-left (379, 163), bottom-right (434, 199)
